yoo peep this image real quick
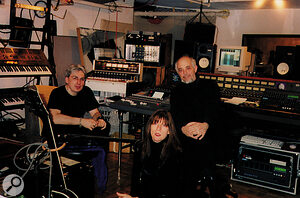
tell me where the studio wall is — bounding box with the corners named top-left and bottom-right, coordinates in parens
top-left (215, 9), bottom-right (300, 46)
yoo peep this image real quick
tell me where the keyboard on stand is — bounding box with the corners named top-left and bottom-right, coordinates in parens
top-left (241, 135), bottom-right (284, 149)
top-left (0, 48), bottom-right (52, 77)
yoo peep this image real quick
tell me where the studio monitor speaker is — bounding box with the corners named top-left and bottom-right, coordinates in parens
top-left (9, 17), bottom-right (33, 48)
top-left (194, 43), bottom-right (216, 73)
top-left (173, 40), bottom-right (195, 65)
top-left (184, 23), bottom-right (216, 44)
top-left (273, 46), bottom-right (298, 80)
top-left (142, 67), bottom-right (158, 88)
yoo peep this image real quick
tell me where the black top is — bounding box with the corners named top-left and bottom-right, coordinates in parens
top-left (170, 78), bottom-right (221, 195)
top-left (130, 140), bottom-right (183, 198)
top-left (170, 77), bottom-right (221, 142)
top-left (47, 86), bottom-right (99, 134)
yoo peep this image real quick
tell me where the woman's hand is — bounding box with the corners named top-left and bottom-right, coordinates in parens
top-left (116, 192), bottom-right (138, 198)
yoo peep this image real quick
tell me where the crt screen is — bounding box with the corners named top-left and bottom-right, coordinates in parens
top-left (219, 48), bottom-right (241, 67)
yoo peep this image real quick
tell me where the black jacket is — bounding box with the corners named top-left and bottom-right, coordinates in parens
top-left (170, 77), bottom-right (221, 143)
top-left (130, 140), bottom-right (183, 198)
top-left (170, 77), bottom-right (221, 194)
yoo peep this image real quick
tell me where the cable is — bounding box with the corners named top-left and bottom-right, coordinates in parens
top-left (0, 111), bottom-right (25, 127)
top-left (23, 77), bottom-right (37, 87)
top-left (42, 141), bottom-right (66, 152)
top-left (114, 10), bottom-right (118, 58)
top-left (1, 111), bottom-right (23, 120)
top-left (92, 8), bottom-right (101, 29)
top-left (13, 142), bottom-right (53, 197)
top-left (13, 142), bottom-right (50, 172)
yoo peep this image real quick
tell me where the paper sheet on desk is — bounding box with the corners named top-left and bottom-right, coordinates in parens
top-left (223, 97), bottom-right (247, 105)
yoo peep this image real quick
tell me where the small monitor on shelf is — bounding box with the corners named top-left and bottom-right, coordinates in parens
top-left (215, 46), bottom-right (252, 75)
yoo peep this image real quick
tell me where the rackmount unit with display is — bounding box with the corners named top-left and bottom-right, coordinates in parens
top-left (231, 142), bottom-right (300, 195)
top-left (125, 31), bottom-right (162, 66)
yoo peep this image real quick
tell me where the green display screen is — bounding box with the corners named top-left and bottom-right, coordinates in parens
top-left (288, 95), bottom-right (299, 99)
top-left (274, 166), bottom-right (286, 173)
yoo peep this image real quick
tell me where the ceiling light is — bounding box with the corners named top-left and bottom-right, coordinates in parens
top-left (274, 0), bottom-right (285, 8)
top-left (254, 0), bottom-right (265, 8)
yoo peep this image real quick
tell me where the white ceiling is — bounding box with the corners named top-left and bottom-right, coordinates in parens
top-left (134, 0), bottom-right (300, 10)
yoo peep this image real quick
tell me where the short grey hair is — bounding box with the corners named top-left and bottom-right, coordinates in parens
top-left (175, 55), bottom-right (197, 72)
top-left (65, 64), bottom-right (87, 78)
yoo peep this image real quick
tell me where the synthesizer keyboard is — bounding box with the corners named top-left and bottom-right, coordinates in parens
top-left (0, 48), bottom-right (52, 77)
top-left (241, 135), bottom-right (284, 149)
top-left (0, 87), bottom-right (25, 111)
top-left (0, 65), bottom-right (52, 76)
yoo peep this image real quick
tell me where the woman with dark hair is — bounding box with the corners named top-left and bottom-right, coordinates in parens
top-left (116, 109), bottom-right (183, 198)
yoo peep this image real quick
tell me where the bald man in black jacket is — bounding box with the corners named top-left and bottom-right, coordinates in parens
top-left (170, 55), bottom-right (222, 197)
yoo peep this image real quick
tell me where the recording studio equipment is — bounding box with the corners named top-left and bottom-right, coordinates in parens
top-left (240, 134), bottom-right (284, 149)
top-left (89, 59), bottom-right (143, 82)
top-left (0, 87), bottom-right (25, 111)
top-left (125, 31), bottom-right (162, 66)
top-left (24, 86), bottom-right (78, 198)
top-left (231, 141), bottom-right (300, 195)
top-left (86, 79), bottom-right (128, 102)
top-left (259, 88), bottom-right (300, 113)
top-left (184, 23), bottom-right (216, 44)
top-left (220, 88), bottom-right (263, 102)
top-left (273, 46), bottom-right (297, 80)
top-left (173, 40), bottom-right (195, 64)
top-left (126, 31), bottom-right (161, 43)
top-left (0, 87), bottom-right (25, 140)
top-left (0, 48), bottom-right (52, 77)
top-left (9, 17), bottom-right (33, 48)
top-left (86, 59), bottom-right (143, 102)
top-left (194, 43), bottom-right (216, 73)
top-left (109, 90), bottom-right (170, 116)
top-left (199, 72), bottom-right (300, 103)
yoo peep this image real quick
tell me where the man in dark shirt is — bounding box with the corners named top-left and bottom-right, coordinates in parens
top-left (47, 64), bottom-right (106, 134)
top-left (170, 55), bottom-right (221, 197)
top-left (47, 64), bottom-right (108, 193)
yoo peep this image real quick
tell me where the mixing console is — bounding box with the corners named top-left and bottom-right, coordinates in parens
top-left (260, 88), bottom-right (300, 113)
top-left (220, 88), bottom-right (263, 102)
top-left (199, 72), bottom-right (300, 100)
top-left (199, 72), bottom-right (300, 114)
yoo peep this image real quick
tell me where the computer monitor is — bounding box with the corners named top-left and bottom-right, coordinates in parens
top-left (215, 46), bottom-right (252, 75)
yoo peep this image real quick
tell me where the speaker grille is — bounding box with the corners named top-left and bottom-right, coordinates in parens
top-left (273, 46), bottom-right (296, 80)
top-left (194, 43), bottom-right (216, 73)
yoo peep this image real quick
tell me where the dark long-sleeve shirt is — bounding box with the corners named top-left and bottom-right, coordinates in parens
top-left (130, 140), bottom-right (183, 198)
top-left (170, 77), bottom-right (221, 141)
